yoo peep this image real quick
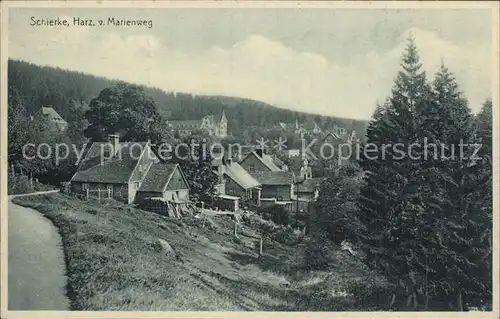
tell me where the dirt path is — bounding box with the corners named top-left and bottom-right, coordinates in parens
top-left (8, 191), bottom-right (70, 310)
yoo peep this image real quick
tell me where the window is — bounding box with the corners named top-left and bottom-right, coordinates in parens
top-left (107, 184), bottom-right (113, 197)
top-left (82, 183), bottom-right (89, 191)
top-left (134, 182), bottom-right (140, 189)
top-left (249, 164), bottom-right (255, 172)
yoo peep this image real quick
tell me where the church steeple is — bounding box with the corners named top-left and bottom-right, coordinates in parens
top-left (220, 109), bottom-right (227, 123)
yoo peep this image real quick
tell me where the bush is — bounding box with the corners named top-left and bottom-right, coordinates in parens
top-left (347, 277), bottom-right (394, 309)
top-left (8, 175), bottom-right (31, 195)
top-left (258, 205), bottom-right (291, 226)
top-left (272, 226), bottom-right (302, 245)
top-left (303, 236), bottom-right (332, 270)
top-left (8, 174), bottom-right (56, 195)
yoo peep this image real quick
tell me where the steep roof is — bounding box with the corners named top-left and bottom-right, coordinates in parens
top-left (71, 142), bottom-right (148, 183)
top-left (271, 155), bottom-right (285, 168)
top-left (138, 163), bottom-right (188, 192)
top-left (219, 110), bottom-right (227, 123)
top-left (40, 106), bottom-right (67, 124)
top-left (261, 153), bottom-right (282, 171)
top-left (224, 162), bottom-right (261, 190)
top-left (242, 151), bottom-right (282, 172)
top-left (250, 171), bottom-right (294, 186)
top-left (323, 131), bottom-right (342, 141)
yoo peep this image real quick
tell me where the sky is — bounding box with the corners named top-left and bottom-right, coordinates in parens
top-left (8, 7), bottom-right (493, 120)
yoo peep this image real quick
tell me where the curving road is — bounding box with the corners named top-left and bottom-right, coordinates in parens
top-left (8, 191), bottom-right (70, 310)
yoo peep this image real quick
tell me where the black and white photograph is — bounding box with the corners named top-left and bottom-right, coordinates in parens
top-left (1, 1), bottom-right (498, 317)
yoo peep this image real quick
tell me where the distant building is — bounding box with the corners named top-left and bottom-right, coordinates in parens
top-left (31, 106), bottom-right (68, 131)
top-left (285, 149), bottom-right (301, 158)
top-left (169, 110), bottom-right (228, 138)
top-left (279, 118), bottom-right (322, 136)
top-left (303, 119), bottom-right (323, 134)
top-left (323, 125), bottom-right (357, 144)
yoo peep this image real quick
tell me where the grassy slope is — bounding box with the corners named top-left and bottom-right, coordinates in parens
top-left (12, 193), bottom-right (388, 311)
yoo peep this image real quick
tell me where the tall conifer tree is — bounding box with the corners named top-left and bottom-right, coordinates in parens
top-left (359, 36), bottom-right (430, 307)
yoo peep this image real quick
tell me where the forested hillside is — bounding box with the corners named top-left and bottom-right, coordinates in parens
top-left (8, 59), bottom-right (368, 136)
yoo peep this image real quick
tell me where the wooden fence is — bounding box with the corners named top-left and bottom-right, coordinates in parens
top-left (85, 188), bottom-right (112, 200)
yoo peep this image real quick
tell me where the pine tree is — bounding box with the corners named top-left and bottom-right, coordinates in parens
top-left (409, 63), bottom-right (478, 309)
top-left (461, 100), bottom-right (493, 308)
top-left (8, 85), bottom-right (29, 161)
top-left (358, 36), bottom-right (430, 308)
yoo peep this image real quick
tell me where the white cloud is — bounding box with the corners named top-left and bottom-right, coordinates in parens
top-left (9, 27), bottom-right (490, 120)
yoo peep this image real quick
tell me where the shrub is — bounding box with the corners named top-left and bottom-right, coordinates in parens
top-left (272, 226), bottom-right (300, 245)
top-left (347, 277), bottom-right (394, 309)
top-left (303, 236), bottom-right (332, 270)
top-left (8, 175), bottom-right (31, 195)
top-left (258, 205), bottom-right (291, 226)
top-left (8, 174), bottom-right (57, 195)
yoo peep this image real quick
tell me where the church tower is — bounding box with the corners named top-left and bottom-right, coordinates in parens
top-left (299, 155), bottom-right (312, 180)
top-left (218, 110), bottom-right (228, 138)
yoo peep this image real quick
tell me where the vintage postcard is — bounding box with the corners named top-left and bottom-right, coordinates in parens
top-left (1, 1), bottom-right (498, 318)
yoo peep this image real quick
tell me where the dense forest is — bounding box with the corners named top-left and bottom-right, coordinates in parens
top-left (309, 37), bottom-right (493, 310)
top-left (8, 59), bottom-right (368, 137)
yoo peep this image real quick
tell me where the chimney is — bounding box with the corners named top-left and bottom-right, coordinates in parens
top-left (108, 134), bottom-right (120, 155)
top-left (222, 154), bottom-right (232, 166)
top-left (255, 148), bottom-right (263, 158)
top-left (218, 159), bottom-right (226, 180)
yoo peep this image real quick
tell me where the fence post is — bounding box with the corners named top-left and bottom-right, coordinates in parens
top-left (86, 188), bottom-right (89, 200)
top-left (108, 188), bottom-right (111, 199)
top-left (98, 189), bottom-right (101, 200)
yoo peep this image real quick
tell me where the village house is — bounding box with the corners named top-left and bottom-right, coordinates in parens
top-left (231, 144), bottom-right (257, 162)
top-left (31, 106), bottom-right (68, 131)
top-left (294, 177), bottom-right (321, 202)
top-left (239, 149), bottom-right (282, 173)
top-left (134, 163), bottom-right (190, 205)
top-left (211, 156), bottom-right (261, 210)
top-left (249, 171), bottom-right (295, 211)
top-left (291, 156), bottom-right (322, 212)
top-left (70, 134), bottom-right (190, 205)
top-left (169, 110), bottom-right (228, 138)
